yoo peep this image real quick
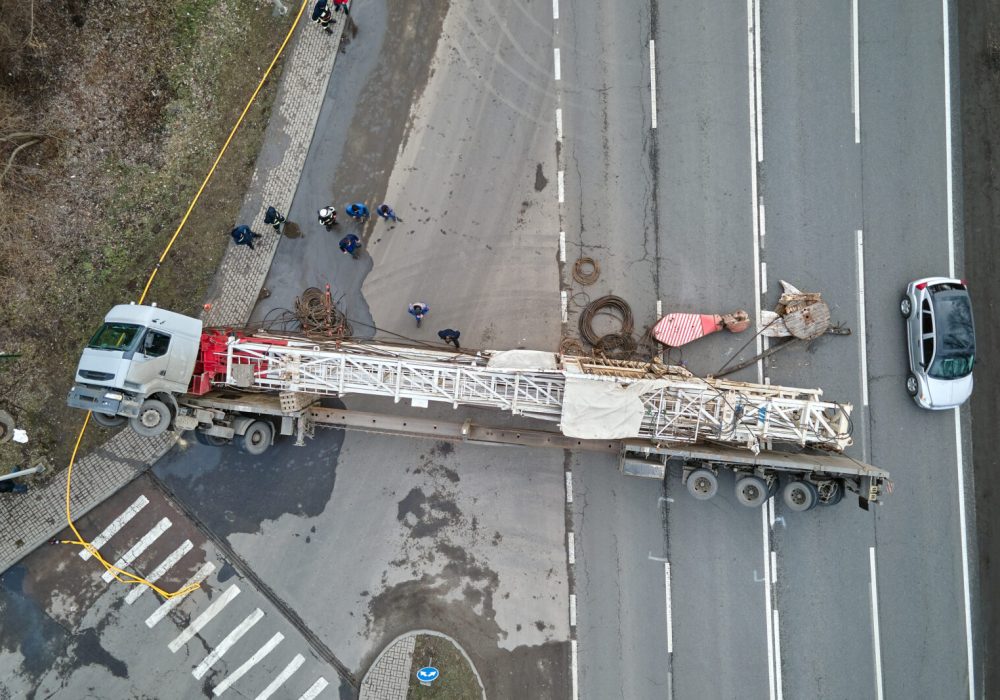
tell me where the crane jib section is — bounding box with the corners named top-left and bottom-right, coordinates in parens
top-left (218, 338), bottom-right (853, 452)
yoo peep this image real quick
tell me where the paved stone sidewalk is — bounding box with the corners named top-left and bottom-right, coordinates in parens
top-left (0, 12), bottom-right (346, 574)
top-left (360, 634), bottom-right (416, 700)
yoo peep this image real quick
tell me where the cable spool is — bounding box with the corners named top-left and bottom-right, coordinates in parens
top-left (579, 295), bottom-right (635, 359)
top-left (572, 257), bottom-right (600, 285)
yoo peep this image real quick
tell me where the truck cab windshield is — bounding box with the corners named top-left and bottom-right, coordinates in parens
top-left (87, 323), bottom-right (143, 352)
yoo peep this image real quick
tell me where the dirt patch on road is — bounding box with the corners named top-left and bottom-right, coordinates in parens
top-left (0, 1), bottom-right (291, 477)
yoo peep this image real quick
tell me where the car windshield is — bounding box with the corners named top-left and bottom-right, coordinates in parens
top-left (87, 323), bottom-right (143, 352)
top-left (928, 290), bottom-right (975, 379)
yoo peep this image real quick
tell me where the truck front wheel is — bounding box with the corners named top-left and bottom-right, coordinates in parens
top-left (129, 399), bottom-right (171, 437)
top-left (240, 421), bottom-right (273, 455)
top-left (91, 412), bottom-right (126, 428)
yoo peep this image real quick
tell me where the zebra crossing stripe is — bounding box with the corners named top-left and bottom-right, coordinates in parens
top-left (254, 654), bottom-right (305, 700)
top-left (213, 632), bottom-right (284, 696)
top-left (126, 540), bottom-right (193, 605)
top-left (168, 584), bottom-right (241, 653)
top-left (102, 518), bottom-right (171, 583)
top-left (298, 677), bottom-right (329, 700)
top-left (193, 608), bottom-right (265, 681)
top-left (145, 561), bottom-right (215, 628)
top-left (79, 495), bottom-right (149, 560)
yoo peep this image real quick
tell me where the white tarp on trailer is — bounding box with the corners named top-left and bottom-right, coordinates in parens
top-left (486, 350), bottom-right (559, 371)
top-left (560, 375), bottom-right (665, 439)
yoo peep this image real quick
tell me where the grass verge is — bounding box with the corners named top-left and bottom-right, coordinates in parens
top-left (408, 633), bottom-right (483, 699)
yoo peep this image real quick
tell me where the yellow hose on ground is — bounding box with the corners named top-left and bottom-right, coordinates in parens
top-left (56, 0), bottom-right (310, 600)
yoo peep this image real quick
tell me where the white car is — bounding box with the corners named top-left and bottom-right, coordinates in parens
top-left (900, 277), bottom-right (975, 410)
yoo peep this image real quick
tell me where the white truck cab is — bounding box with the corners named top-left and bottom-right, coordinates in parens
top-left (67, 304), bottom-right (202, 433)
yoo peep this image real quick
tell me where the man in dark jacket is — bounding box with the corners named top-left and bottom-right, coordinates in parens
top-left (312, 0), bottom-right (336, 33)
top-left (230, 225), bottom-right (261, 250)
top-left (263, 206), bottom-right (285, 232)
top-left (437, 329), bottom-right (461, 348)
top-left (339, 233), bottom-right (362, 259)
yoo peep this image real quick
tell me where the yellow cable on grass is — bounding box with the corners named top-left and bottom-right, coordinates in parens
top-left (58, 1), bottom-right (310, 600)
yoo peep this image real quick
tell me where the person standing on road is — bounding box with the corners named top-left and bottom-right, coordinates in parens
top-left (437, 329), bottom-right (461, 348)
top-left (230, 225), bottom-right (261, 250)
top-left (319, 206), bottom-right (338, 228)
top-left (339, 233), bottom-right (362, 259)
top-left (264, 206), bottom-right (285, 233)
top-left (345, 202), bottom-right (370, 222)
top-left (408, 302), bottom-right (429, 326)
top-left (376, 204), bottom-right (402, 223)
top-left (312, 0), bottom-right (336, 33)
top-left (333, 0), bottom-right (350, 14)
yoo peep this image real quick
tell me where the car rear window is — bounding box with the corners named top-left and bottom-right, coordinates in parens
top-left (929, 290), bottom-right (975, 379)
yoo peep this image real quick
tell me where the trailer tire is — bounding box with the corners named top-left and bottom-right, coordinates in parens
top-left (735, 475), bottom-right (769, 507)
top-left (686, 469), bottom-right (718, 500)
top-left (195, 431), bottom-right (230, 447)
top-left (129, 399), bottom-right (171, 437)
top-left (782, 480), bottom-right (819, 512)
top-left (240, 421), bottom-right (273, 455)
top-left (91, 412), bottom-right (127, 428)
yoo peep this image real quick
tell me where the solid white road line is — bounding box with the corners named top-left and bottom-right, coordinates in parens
top-left (552, 0), bottom-right (559, 20)
top-left (193, 608), bottom-right (265, 680)
top-left (761, 505), bottom-right (776, 700)
top-left (554, 48), bottom-right (561, 81)
top-left (773, 609), bottom-right (784, 700)
top-left (298, 678), bottom-right (330, 700)
top-left (569, 593), bottom-right (577, 627)
top-left (570, 639), bottom-right (579, 700)
top-left (852, 0), bottom-right (861, 143)
top-left (856, 230), bottom-right (870, 407)
top-left (567, 531), bottom-right (576, 565)
top-left (145, 561), bottom-right (216, 628)
top-left (79, 494), bottom-right (149, 560)
top-left (556, 108), bottom-right (563, 141)
top-left (955, 408), bottom-right (975, 699)
top-left (664, 562), bottom-right (673, 654)
top-left (103, 517), bottom-right (171, 583)
top-left (869, 547), bottom-right (885, 700)
top-left (565, 470), bottom-right (573, 503)
top-left (213, 632), bottom-right (284, 697)
top-left (559, 230), bottom-right (566, 263)
top-left (943, 0), bottom-right (956, 278)
top-left (255, 653), bottom-right (305, 700)
top-left (558, 170), bottom-right (565, 203)
top-left (126, 539), bottom-right (193, 605)
top-left (169, 584), bottom-right (241, 653)
top-left (753, 0), bottom-right (763, 160)
top-left (746, 0), bottom-right (764, 381)
top-left (649, 40), bottom-right (658, 129)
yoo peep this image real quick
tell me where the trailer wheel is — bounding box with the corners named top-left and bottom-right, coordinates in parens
top-left (735, 475), bottom-right (769, 507)
top-left (91, 412), bottom-right (126, 428)
top-left (818, 479), bottom-right (845, 506)
top-left (129, 399), bottom-right (171, 437)
top-left (782, 480), bottom-right (819, 512)
top-left (240, 421), bottom-right (273, 455)
top-left (686, 469), bottom-right (718, 500)
top-left (194, 431), bottom-right (230, 447)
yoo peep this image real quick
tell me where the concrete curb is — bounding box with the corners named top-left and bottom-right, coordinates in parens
top-left (0, 13), bottom-right (347, 575)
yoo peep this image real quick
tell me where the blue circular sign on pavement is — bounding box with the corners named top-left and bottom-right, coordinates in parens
top-left (416, 666), bottom-right (440, 684)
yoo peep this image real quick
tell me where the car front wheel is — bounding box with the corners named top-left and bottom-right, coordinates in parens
top-left (906, 374), bottom-right (918, 396)
top-left (900, 296), bottom-right (912, 318)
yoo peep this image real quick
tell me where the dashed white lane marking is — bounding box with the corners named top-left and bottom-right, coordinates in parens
top-left (649, 40), bottom-right (658, 129)
top-left (869, 547), bottom-right (885, 700)
top-left (856, 230), bottom-right (870, 407)
top-left (852, 0), bottom-right (861, 143)
top-left (255, 653), bottom-right (305, 700)
top-left (761, 503), bottom-right (776, 700)
top-left (194, 608), bottom-right (266, 680)
top-left (559, 230), bottom-right (566, 263)
top-left (773, 609), bottom-right (784, 700)
top-left (567, 532), bottom-right (576, 565)
top-left (761, 261), bottom-right (767, 293)
top-left (102, 517), bottom-right (171, 584)
top-left (298, 678), bottom-right (330, 700)
top-left (552, 0), bottom-right (559, 20)
top-left (146, 561), bottom-right (216, 628)
top-left (558, 170), bottom-right (565, 202)
top-left (80, 494), bottom-right (149, 560)
top-left (759, 203), bottom-right (766, 240)
top-left (126, 539), bottom-right (193, 605)
top-left (565, 471), bottom-right (573, 503)
top-left (570, 639), bottom-right (579, 700)
top-left (569, 593), bottom-right (577, 627)
top-left (554, 48), bottom-right (561, 81)
top-left (664, 562), bottom-right (673, 654)
top-left (214, 632), bottom-right (284, 697)
top-left (169, 584), bottom-right (242, 653)
top-left (656, 299), bottom-right (662, 317)
top-left (556, 108), bottom-right (563, 141)
top-left (561, 290), bottom-right (568, 323)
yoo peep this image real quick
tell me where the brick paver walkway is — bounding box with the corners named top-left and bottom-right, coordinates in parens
top-left (0, 14), bottom-right (345, 574)
top-left (360, 634), bottom-right (416, 700)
